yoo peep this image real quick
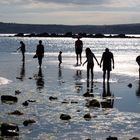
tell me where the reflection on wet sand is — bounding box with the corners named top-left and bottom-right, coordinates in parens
top-left (74, 70), bottom-right (83, 93)
top-left (101, 82), bottom-right (114, 108)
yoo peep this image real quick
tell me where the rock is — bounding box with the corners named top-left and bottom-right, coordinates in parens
top-left (128, 83), bottom-right (132, 88)
top-left (60, 114), bottom-right (71, 120)
top-left (27, 100), bottom-right (36, 102)
top-left (23, 119), bottom-right (36, 126)
top-left (0, 123), bottom-right (19, 136)
top-left (84, 113), bottom-right (91, 121)
top-left (1, 95), bottom-right (18, 103)
top-left (86, 99), bottom-right (100, 108)
top-left (15, 90), bottom-right (21, 95)
top-left (106, 136), bottom-right (118, 140)
top-left (83, 92), bottom-right (94, 97)
top-left (130, 137), bottom-right (140, 140)
top-left (22, 101), bottom-right (29, 106)
top-left (49, 96), bottom-right (58, 101)
top-left (71, 101), bottom-right (78, 104)
top-left (8, 110), bottom-right (23, 115)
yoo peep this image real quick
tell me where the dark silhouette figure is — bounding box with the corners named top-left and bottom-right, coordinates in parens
top-left (58, 51), bottom-right (62, 66)
top-left (136, 79), bottom-right (140, 97)
top-left (75, 36), bottom-right (83, 65)
top-left (17, 41), bottom-right (26, 62)
top-left (136, 55), bottom-right (140, 78)
top-left (83, 48), bottom-right (99, 81)
top-left (100, 48), bottom-right (114, 82)
top-left (36, 40), bottom-right (44, 68)
top-left (101, 82), bottom-right (114, 108)
top-left (36, 68), bottom-right (44, 91)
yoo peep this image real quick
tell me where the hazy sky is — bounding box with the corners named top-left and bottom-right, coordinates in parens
top-left (1, 0), bottom-right (140, 25)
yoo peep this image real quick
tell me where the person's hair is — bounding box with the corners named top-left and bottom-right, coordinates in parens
top-left (59, 51), bottom-right (62, 54)
top-left (105, 48), bottom-right (109, 52)
top-left (39, 40), bottom-right (42, 44)
top-left (85, 48), bottom-right (92, 57)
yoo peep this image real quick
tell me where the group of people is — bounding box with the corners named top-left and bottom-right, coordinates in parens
top-left (17, 38), bottom-right (139, 83)
top-left (75, 37), bottom-right (114, 82)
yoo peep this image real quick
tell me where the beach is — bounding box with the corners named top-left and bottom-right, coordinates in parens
top-left (0, 36), bottom-right (140, 140)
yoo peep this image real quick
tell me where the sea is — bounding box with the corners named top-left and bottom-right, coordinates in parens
top-left (0, 34), bottom-right (140, 140)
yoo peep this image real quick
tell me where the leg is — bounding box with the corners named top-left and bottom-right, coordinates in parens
top-left (76, 54), bottom-right (78, 65)
top-left (103, 70), bottom-right (106, 82)
top-left (91, 65), bottom-right (94, 81)
top-left (79, 53), bottom-right (82, 64)
top-left (87, 64), bottom-right (90, 80)
top-left (22, 52), bottom-right (25, 62)
top-left (107, 70), bottom-right (110, 82)
top-left (38, 57), bottom-right (42, 68)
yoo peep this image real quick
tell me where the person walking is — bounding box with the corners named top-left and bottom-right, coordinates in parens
top-left (75, 36), bottom-right (83, 65)
top-left (17, 41), bottom-right (26, 62)
top-left (58, 51), bottom-right (62, 66)
top-left (83, 48), bottom-right (99, 81)
top-left (136, 55), bottom-right (140, 78)
top-left (100, 48), bottom-right (114, 82)
top-left (36, 40), bottom-right (44, 68)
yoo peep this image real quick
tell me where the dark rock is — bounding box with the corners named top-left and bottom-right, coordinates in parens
top-left (84, 113), bottom-right (91, 121)
top-left (15, 90), bottom-right (21, 95)
top-left (8, 110), bottom-right (23, 115)
top-left (71, 101), bottom-right (78, 104)
top-left (106, 136), bottom-right (118, 140)
top-left (1, 95), bottom-right (18, 103)
top-left (60, 114), bottom-right (71, 120)
top-left (86, 99), bottom-right (100, 108)
top-left (83, 92), bottom-right (94, 97)
top-left (49, 96), bottom-right (58, 101)
top-left (130, 137), bottom-right (140, 140)
top-left (128, 83), bottom-right (132, 88)
top-left (1, 123), bottom-right (19, 136)
top-left (23, 119), bottom-right (36, 126)
top-left (22, 101), bottom-right (29, 106)
top-left (27, 100), bottom-right (36, 102)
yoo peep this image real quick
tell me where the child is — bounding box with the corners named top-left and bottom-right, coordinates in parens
top-left (58, 51), bottom-right (62, 66)
top-left (83, 48), bottom-right (99, 81)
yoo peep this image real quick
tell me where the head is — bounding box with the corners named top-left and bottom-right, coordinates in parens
top-left (59, 51), bottom-right (62, 54)
top-left (20, 41), bottom-right (23, 44)
top-left (39, 40), bottom-right (42, 44)
top-left (85, 48), bottom-right (92, 56)
top-left (105, 48), bottom-right (109, 52)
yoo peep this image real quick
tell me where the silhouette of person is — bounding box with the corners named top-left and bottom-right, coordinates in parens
top-left (75, 36), bottom-right (83, 65)
top-left (17, 41), bottom-right (26, 62)
top-left (36, 40), bottom-right (44, 68)
top-left (36, 68), bottom-right (44, 91)
top-left (136, 55), bottom-right (140, 78)
top-left (100, 48), bottom-right (114, 82)
top-left (58, 51), bottom-right (62, 66)
top-left (83, 48), bottom-right (99, 81)
top-left (136, 79), bottom-right (140, 97)
top-left (101, 82), bottom-right (114, 108)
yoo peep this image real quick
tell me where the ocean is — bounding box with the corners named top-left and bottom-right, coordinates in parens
top-left (0, 35), bottom-right (140, 139)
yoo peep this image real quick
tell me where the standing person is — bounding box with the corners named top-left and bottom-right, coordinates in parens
top-left (17, 41), bottom-right (26, 62)
top-left (136, 55), bottom-right (140, 78)
top-left (75, 36), bottom-right (83, 65)
top-left (83, 48), bottom-right (99, 81)
top-left (58, 51), bottom-right (62, 66)
top-left (100, 48), bottom-right (114, 82)
top-left (36, 40), bottom-right (44, 68)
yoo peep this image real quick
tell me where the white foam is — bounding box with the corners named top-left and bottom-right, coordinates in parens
top-left (0, 77), bottom-right (12, 85)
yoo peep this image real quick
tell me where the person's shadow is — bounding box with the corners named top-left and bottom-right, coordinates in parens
top-left (36, 68), bottom-right (44, 91)
top-left (101, 82), bottom-right (114, 108)
top-left (74, 70), bottom-right (83, 93)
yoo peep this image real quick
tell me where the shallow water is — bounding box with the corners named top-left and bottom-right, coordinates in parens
top-left (0, 36), bottom-right (140, 139)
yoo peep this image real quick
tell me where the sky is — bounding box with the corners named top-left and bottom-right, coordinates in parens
top-left (0, 0), bottom-right (140, 25)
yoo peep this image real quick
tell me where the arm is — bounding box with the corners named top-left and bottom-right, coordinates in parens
top-left (83, 60), bottom-right (87, 66)
top-left (93, 54), bottom-right (99, 65)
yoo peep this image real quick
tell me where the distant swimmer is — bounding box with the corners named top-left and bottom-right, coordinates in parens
top-left (100, 48), bottom-right (114, 82)
top-left (83, 48), bottom-right (99, 81)
top-left (75, 36), bottom-right (83, 65)
top-left (136, 55), bottom-right (140, 78)
top-left (17, 41), bottom-right (26, 62)
top-left (36, 40), bottom-right (44, 68)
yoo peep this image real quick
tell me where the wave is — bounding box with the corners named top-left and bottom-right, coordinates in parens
top-left (0, 77), bottom-right (12, 85)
